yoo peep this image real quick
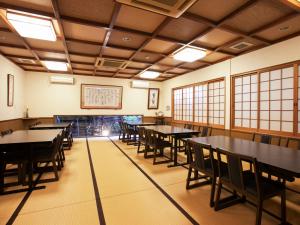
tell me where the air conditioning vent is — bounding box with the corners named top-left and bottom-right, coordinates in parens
top-left (18, 58), bottom-right (36, 64)
top-left (131, 80), bottom-right (150, 89)
top-left (230, 42), bottom-right (253, 50)
top-left (116, 0), bottom-right (197, 18)
top-left (95, 58), bottom-right (128, 69)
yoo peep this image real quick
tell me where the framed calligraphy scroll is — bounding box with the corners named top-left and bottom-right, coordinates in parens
top-left (81, 84), bottom-right (123, 109)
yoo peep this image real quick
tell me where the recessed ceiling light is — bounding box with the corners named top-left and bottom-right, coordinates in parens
top-left (122, 37), bottom-right (131, 42)
top-left (173, 47), bottom-right (206, 62)
top-left (7, 11), bottom-right (56, 41)
top-left (140, 71), bottom-right (160, 79)
top-left (279, 26), bottom-right (289, 31)
top-left (43, 61), bottom-right (68, 71)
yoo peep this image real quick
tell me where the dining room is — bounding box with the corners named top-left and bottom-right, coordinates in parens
top-left (1, 0), bottom-right (300, 224)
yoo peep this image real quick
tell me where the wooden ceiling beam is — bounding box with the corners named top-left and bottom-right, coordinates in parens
top-left (274, 0), bottom-right (300, 13)
top-left (51, 0), bottom-right (73, 74)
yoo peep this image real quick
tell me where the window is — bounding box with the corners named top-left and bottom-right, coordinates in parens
top-left (172, 78), bottom-right (225, 127)
top-left (232, 63), bottom-right (299, 135)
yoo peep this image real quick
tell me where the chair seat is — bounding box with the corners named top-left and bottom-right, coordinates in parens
top-left (244, 172), bottom-right (285, 198)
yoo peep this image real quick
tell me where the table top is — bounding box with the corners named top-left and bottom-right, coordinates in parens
top-left (188, 136), bottom-right (300, 177)
top-left (31, 123), bottom-right (70, 129)
top-left (0, 130), bottom-right (61, 145)
top-left (126, 122), bottom-right (157, 126)
top-left (146, 125), bottom-right (199, 135)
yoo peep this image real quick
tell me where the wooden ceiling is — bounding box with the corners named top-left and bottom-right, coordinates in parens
top-left (0, 0), bottom-right (299, 81)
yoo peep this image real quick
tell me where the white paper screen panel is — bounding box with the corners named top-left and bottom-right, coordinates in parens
top-left (234, 73), bottom-right (258, 128)
top-left (194, 84), bottom-right (207, 123)
top-left (182, 87), bottom-right (193, 121)
top-left (174, 89), bottom-right (182, 120)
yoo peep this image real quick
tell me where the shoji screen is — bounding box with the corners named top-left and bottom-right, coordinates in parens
top-left (173, 89), bottom-right (182, 121)
top-left (182, 87), bottom-right (193, 121)
top-left (194, 84), bottom-right (208, 123)
top-left (208, 80), bottom-right (225, 126)
top-left (234, 74), bottom-right (258, 129)
top-left (259, 67), bottom-right (294, 132)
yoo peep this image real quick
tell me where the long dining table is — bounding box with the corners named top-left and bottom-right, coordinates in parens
top-left (0, 129), bottom-right (62, 195)
top-left (30, 123), bottom-right (71, 130)
top-left (187, 135), bottom-right (300, 181)
top-left (146, 125), bottom-right (200, 167)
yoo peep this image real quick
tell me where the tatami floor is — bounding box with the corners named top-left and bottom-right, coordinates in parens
top-left (1, 137), bottom-right (300, 225)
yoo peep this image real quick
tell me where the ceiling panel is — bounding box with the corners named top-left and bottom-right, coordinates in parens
top-left (202, 52), bottom-right (230, 63)
top-left (62, 21), bottom-right (106, 43)
top-left (221, 38), bottom-right (265, 54)
top-left (223, 0), bottom-right (293, 33)
top-left (159, 57), bottom-right (182, 66)
top-left (149, 64), bottom-right (172, 72)
top-left (133, 52), bottom-right (162, 63)
top-left (26, 39), bottom-right (65, 51)
top-left (0, 46), bottom-right (34, 57)
top-left (70, 54), bottom-right (95, 63)
top-left (72, 63), bottom-right (94, 70)
top-left (187, 0), bottom-right (248, 22)
top-left (115, 5), bottom-right (166, 33)
top-left (108, 30), bottom-right (147, 49)
top-left (95, 72), bottom-right (114, 77)
top-left (102, 47), bottom-right (133, 59)
top-left (115, 74), bottom-right (132, 78)
top-left (255, 15), bottom-right (300, 41)
top-left (127, 61), bottom-right (148, 69)
top-left (167, 68), bottom-right (190, 74)
top-left (73, 69), bottom-right (93, 75)
top-left (119, 68), bottom-right (139, 74)
top-left (22, 65), bottom-right (45, 70)
top-left (193, 28), bottom-right (238, 49)
top-left (1, 0), bottom-right (53, 13)
top-left (158, 17), bottom-right (209, 42)
top-left (143, 39), bottom-right (179, 54)
top-left (181, 61), bottom-right (206, 69)
top-left (37, 51), bottom-right (66, 59)
top-left (97, 67), bottom-right (118, 72)
top-left (0, 31), bottom-right (23, 46)
top-left (58, 0), bottom-right (115, 24)
top-left (67, 41), bottom-right (100, 55)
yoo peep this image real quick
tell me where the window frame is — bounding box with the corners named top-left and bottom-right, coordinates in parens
top-left (172, 77), bottom-right (225, 129)
top-left (231, 61), bottom-right (299, 137)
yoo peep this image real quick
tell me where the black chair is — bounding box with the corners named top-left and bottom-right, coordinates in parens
top-left (145, 129), bottom-right (173, 165)
top-left (186, 141), bottom-right (217, 207)
top-left (214, 148), bottom-right (286, 225)
top-left (118, 121), bottom-right (125, 141)
top-left (32, 134), bottom-right (63, 183)
top-left (63, 124), bottom-right (73, 150)
top-left (184, 124), bottom-right (193, 129)
top-left (123, 123), bottom-right (137, 144)
top-left (137, 126), bottom-right (146, 153)
top-left (199, 126), bottom-right (211, 137)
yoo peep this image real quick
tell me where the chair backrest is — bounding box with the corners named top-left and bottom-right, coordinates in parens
top-left (187, 141), bottom-right (215, 176)
top-left (286, 138), bottom-right (300, 150)
top-left (216, 148), bottom-right (261, 196)
top-left (200, 126), bottom-right (211, 137)
top-left (184, 124), bottom-right (193, 129)
top-left (253, 133), bottom-right (271, 144)
top-left (1, 129), bottom-right (13, 136)
top-left (144, 129), bottom-right (156, 148)
top-left (137, 126), bottom-right (146, 142)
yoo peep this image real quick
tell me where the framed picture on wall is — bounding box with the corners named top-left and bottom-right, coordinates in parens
top-left (148, 88), bottom-right (159, 109)
top-left (81, 84), bottom-right (123, 109)
top-left (7, 74), bottom-right (14, 107)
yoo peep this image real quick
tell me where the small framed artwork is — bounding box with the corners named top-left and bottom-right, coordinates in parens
top-left (148, 88), bottom-right (159, 109)
top-left (7, 74), bottom-right (14, 107)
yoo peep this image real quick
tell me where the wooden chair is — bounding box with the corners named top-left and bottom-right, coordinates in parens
top-left (199, 126), bottom-right (211, 137)
top-left (214, 148), bottom-right (286, 225)
top-left (118, 121), bottom-right (125, 141)
top-left (32, 134), bottom-right (63, 183)
top-left (0, 129), bottom-right (13, 137)
top-left (186, 141), bottom-right (217, 207)
top-left (63, 124), bottom-right (73, 150)
top-left (137, 126), bottom-right (146, 153)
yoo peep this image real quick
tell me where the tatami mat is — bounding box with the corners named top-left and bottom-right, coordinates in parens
top-left (1, 137), bottom-right (299, 225)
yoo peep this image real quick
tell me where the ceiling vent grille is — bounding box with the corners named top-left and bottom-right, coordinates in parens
top-left (18, 58), bottom-right (36, 64)
top-left (116, 0), bottom-right (197, 18)
top-left (230, 42), bottom-right (253, 50)
top-left (95, 58), bottom-right (128, 69)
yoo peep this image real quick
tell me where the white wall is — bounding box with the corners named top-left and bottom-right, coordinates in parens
top-left (0, 55), bottom-right (25, 121)
top-left (25, 72), bottom-right (163, 117)
top-left (161, 36), bottom-right (300, 129)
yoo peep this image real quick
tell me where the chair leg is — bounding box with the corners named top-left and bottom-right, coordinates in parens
top-left (153, 148), bottom-right (157, 164)
top-left (137, 141), bottom-right (141, 153)
top-left (281, 190), bottom-right (286, 224)
top-left (52, 160), bottom-right (59, 181)
top-left (0, 161), bottom-right (5, 193)
top-left (255, 200), bottom-right (263, 225)
top-left (214, 181), bottom-right (222, 211)
top-left (186, 165), bottom-right (193, 189)
top-left (210, 177), bottom-right (216, 207)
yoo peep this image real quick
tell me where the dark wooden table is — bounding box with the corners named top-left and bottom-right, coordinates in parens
top-left (30, 123), bottom-right (70, 130)
top-left (146, 125), bottom-right (200, 167)
top-left (187, 135), bottom-right (300, 180)
top-left (126, 122), bottom-right (157, 127)
top-left (0, 130), bottom-right (61, 194)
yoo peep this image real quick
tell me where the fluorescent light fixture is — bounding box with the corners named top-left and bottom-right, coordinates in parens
top-left (140, 71), bottom-right (160, 79)
top-left (44, 61), bottom-right (68, 71)
top-left (7, 11), bottom-right (56, 41)
top-left (173, 47), bottom-right (206, 62)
